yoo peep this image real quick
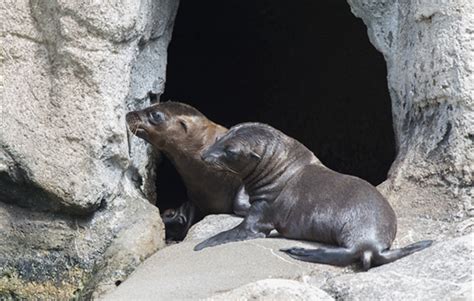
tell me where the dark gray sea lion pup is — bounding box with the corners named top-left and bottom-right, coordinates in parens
top-left (195, 122), bottom-right (433, 270)
top-left (126, 102), bottom-right (250, 240)
top-left (161, 201), bottom-right (200, 242)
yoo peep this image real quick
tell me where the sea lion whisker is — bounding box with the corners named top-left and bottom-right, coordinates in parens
top-left (250, 150), bottom-right (261, 159)
top-left (214, 162), bottom-right (239, 174)
top-left (225, 166), bottom-right (239, 175)
top-left (131, 121), bottom-right (145, 137)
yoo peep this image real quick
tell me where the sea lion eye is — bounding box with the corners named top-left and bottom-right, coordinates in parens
top-left (163, 209), bottom-right (176, 218)
top-left (224, 147), bottom-right (239, 158)
top-left (149, 111), bottom-right (165, 125)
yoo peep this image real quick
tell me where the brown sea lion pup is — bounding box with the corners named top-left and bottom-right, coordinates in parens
top-left (195, 122), bottom-right (433, 270)
top-left (126, 102), bottom-right (250, 240)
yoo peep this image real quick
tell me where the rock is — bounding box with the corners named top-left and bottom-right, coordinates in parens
top-left (185, 214), bottom-right (281, 243)
top-left (323, 233), bottom-right (474, 300)
top-left (102, 235), bottom-right (344, 300)
top-left (347, 0), bottom-right (474, 221)
top-left (0, 179), bottom-right (165, 299)
top-left (0, 0), bottom-right (178, 298)
top-left (103, 213), bottom-right (472, 301)
top-left (184, 214), bottom-right (244, 242)
top-left (207, 279), bottom-right (334, 301)
top-left (1, 0), bottom-right (178, 214)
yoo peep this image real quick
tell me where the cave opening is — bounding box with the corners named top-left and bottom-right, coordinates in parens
top-left (156, 0), bottom-right (396, 211)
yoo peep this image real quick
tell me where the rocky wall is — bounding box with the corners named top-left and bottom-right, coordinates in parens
top-left (347, 0), bottom-right (474, 224)
top-left (0, 0), bottom-right (179, 298)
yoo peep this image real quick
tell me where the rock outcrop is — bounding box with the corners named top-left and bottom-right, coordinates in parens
top-left (103, 215), bottom-right (473, 300)
top-left (347, 0), bottom-right (474, 223)
top-left (323, 233), bottom-right (473, 300)
top-left (184, 214), bottom-right (244, 242)
top-left (0, 0), bottom-right (178, 298)
top-left (208, 279), bottom-right (334, 301)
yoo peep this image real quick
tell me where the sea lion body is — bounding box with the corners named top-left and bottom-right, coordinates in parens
top-left (126, 102), bottom-right (250, 240)
top-left (195, 122), bottom-right (432, 270)
top-left (272, 165), bottom-right (395, 247)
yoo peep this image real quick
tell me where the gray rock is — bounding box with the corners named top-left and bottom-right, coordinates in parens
top-left (184, 214), bottom-right (244, 242)
top-left (0, 0), bottom-right (177, 298)
top-left (207, 279), bottom-right (334, 301)
top-left (0, 179), bottom-right (165, 299)
top-left (103, 211), bottom-right (472, 301)
top-left (323, 233), bottom-right (474, 300)
top-left (102, 236), bottom-right (344, 300)
top-left (1, 0), bottom-right (177, 214)
top-left (347, 0), bottom-right (474, 222)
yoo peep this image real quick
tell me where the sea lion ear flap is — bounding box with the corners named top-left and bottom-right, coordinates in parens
top-left (178, 118), bottom-right (188, 133)
top-left (250, 151), bottom-right (261, 160)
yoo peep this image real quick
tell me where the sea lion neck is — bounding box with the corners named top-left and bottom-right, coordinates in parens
top-left (243, 138), bottom-right (313, 203)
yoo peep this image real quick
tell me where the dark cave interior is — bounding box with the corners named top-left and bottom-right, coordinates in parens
top-left (157, 0), bottom-right (395, 211)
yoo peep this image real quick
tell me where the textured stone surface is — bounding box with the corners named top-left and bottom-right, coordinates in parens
top-left (208, 279), bottom-right (334, 301)
top-left (103, 214), bottom-right (471, 300)
top-left (323, 233), bottom-right (474, 300)
top-left (1, 0), bottom-right (177, 214)
top-left (102, 235), bottom-right (343, 300)
top-left (184, 214), bottom-right (244, 242)
top-left (347, 0), bottom-right (474, 222)
top-left (0, 0), bottom-right (178, 298)
top-left (0, 178), bottom-right (166, 299)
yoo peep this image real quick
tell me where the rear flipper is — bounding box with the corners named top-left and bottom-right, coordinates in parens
top-left (281, 240), bottom-right (434, 270)
top-left (194, 200), bottom-right (273, 251)
top-left (372, 240), bottom-right (433, 267)
top-left (280, 246), bottom-right (357, 267)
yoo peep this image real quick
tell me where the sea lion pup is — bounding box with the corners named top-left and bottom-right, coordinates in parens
top-left (126, 102), bottom-right (250, 240)
top-left (195, 122), bottom-right (433, 270)
top-left (161, 201), bottom-right (200, 242)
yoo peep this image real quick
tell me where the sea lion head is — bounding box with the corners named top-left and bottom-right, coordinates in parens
top-left (201, 123), bottom-right (271, 176)
top-left (126, 102), bottom-right (209, 151)
top-left (161, 207), bottom-right (188, 241)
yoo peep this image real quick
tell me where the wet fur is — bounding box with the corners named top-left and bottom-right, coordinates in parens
top-left (196, 122), bottom-right (433, 270)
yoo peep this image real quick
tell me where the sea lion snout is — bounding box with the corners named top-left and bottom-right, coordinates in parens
top-left (126, 111), bottom-right (142, 131)
top-left (126, 111), bottom-right (152, 141)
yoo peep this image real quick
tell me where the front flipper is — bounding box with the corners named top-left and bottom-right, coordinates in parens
top-left (194, 223), bottom-right (266, 250)
top-left (232, 185), bottom-right (250, 216)
top-left (194, 200), bottom-right (273, 251)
